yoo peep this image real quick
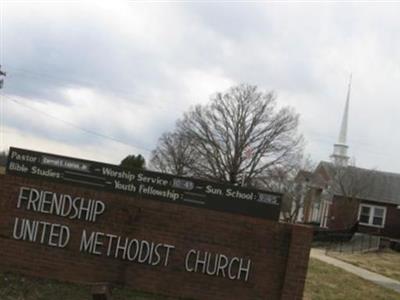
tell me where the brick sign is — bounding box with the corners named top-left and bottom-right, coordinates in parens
top-left (6, 147), bottom-right (281, 221)
top-left (13, 185), bottom-right (252, 282)
top-left (0, 147), bottom-right (313, 300)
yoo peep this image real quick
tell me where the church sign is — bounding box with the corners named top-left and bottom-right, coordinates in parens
top-left (6, 147), bottom-right (281, 221)
top-left (0, 147), bottom-right (312, 300)
top-left (13, 185), bottom-right (251, 282)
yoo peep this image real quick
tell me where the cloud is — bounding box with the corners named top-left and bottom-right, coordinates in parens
top-left (2, 125), bottom-right (132, 164)
top-left (2, 2), bottom-right (400, 172)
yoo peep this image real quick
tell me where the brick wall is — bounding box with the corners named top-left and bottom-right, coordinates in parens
top-left (327, 196), bottom-right (400, 239)
top-left (0, 174), bottom-right (312, 300)
top-left (357, 200), bottom-right (400, 239)
top-left (380, 204), bottom-right (400, 239)
top-left (327, 196), bottom-right (359, 230)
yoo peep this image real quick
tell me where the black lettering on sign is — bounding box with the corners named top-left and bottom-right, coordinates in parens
top-left (6, 147), bottom-right (282, 220)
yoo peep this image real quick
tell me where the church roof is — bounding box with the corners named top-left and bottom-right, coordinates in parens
top-left (316, 161), bottom-right (400, 206)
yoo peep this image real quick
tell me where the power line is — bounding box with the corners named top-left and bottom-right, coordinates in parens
top-left (6, 94), bottom-right (399, 162)
top-left (3, 95), bottom-right (153, 153)
top-left (7, 67), bottom-right (171, 112)
top-left (306, 137), bottom-right (400, 161)
top-left (5, 94), bottom-right (398, 159)
top-left (3, 68), bottom-right (399, 162)
top-left (10, 68), bottom-right (103, 90)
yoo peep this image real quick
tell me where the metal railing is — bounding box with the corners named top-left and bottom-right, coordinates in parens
top-left (325, 233), bottom-right (381, 254)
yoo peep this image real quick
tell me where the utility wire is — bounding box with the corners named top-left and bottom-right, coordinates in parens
top-left (3, 69), bottom-right (398, 161)
top-left (5, 94), bottom-right (398, 160)
top-left (5, 94), bottom-right (397, 162)
top-left (305, 133), bottom-right (395, 159)
top-left (7, 67), bottom-right (172, 112)
top-left (3, 95), bottom-right (153, 153)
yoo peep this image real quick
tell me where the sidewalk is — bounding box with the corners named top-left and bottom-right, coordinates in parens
top-left (310, 248), bottom-right (400, 293)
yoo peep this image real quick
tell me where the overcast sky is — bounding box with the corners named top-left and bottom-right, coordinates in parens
top-left (1, 1), bottom-right (400, 173)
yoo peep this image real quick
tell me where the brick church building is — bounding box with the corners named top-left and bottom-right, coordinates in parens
top-left (293, 77), bottom-right (400, 239)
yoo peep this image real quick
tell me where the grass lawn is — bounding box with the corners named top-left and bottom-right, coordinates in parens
top-left (0, 272), bottom-right (174, 300)
top-left (327, 249), bottom-right (400, 281)
top-left (1, 259), bottom-right (400, 300)
top-left (304, 258), bottom-right (400, 300)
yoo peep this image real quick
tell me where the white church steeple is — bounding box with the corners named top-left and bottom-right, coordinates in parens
top-left (331, 75), bottom-right (351, 166)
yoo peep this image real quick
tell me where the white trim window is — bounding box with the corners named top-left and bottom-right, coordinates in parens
top-left (358, 204), bottom-right (387, 228)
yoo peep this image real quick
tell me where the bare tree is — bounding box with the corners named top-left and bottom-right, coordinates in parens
top-left (151, 84), bottom-right (303, 184)
top-left (297, 161), bottom-right (380, 229)
top-left (327, 163), bottom-right (379, 229)
top-left (150, 131), bottom-right (196, 176)
top-left (331, 164), bottom-right (376, 202)
top-left (259, 154), bottom-right (315, 222)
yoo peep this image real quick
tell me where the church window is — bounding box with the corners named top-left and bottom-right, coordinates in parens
top-left (358, 204), bottom-right (386, 228)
